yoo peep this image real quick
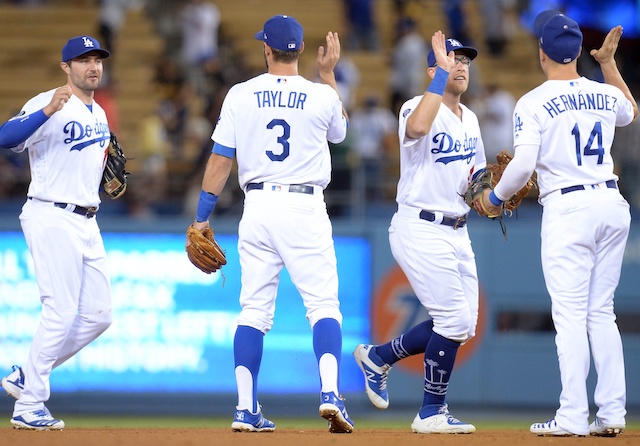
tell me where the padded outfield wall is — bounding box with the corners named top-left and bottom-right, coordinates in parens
top-left (0, 202), bottom-right (638, 414)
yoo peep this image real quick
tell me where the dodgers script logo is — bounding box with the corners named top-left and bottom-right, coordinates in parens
top-left (431, 132), bottom-right (477, 164)
top-left (64, 120), bottom-right (110, 151)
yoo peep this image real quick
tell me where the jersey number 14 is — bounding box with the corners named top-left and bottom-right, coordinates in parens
top-left (571, 121), bottom-right (604, 166)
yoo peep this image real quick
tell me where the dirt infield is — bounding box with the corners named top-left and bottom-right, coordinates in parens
top-left (1, 428), bottom-right (639, 446)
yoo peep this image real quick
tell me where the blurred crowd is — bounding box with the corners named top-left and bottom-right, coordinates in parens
top-left (1, 0), bottom-right (639, 219)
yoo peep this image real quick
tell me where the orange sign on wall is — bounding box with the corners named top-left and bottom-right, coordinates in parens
top-left (371, 265), bottom-right (486, 375)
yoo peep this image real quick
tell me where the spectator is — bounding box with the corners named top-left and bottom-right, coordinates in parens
top-left (480, 0), bottom-right (510, 56)
top-left (97, 0), bottom-right (145, 79)
top-left (342, 0), bottom-right (380, 52)
top-left (179, 0), bottom-right (221, 95)
top-left (93, 78), bottom-right (121, 135)
top-left (153, 52), bottom-right (187, 101)
top-left (128, 104), bottom-right (172, 218)
top-left (349, 94), bottom-right (398, 202)
top-left (310, 53), bottom-right (360, 113)
top-left (442, 0), bottom-right (471, 46)
top-left (156, 83), bottom-right (194, 158)
top-left (470, 83), bottom-right (515, 163)
top-left (388, 17), bottom-right (428, 116)
top-left (0, 155), bottom-right (19, 199)
top-left (334, 55), bottom-right (361, 113)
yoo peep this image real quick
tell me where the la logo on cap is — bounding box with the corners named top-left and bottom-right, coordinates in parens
top-left (448, 39), bottom-right (463, 48)
top-left (82, 37), bottom-right (95, 48)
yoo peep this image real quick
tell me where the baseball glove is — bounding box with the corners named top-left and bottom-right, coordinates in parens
top-left (102, 132), bottom-right (129, 199)
top-left (464, 150), bottom-right (536, 217)
top-left (464, 169), bottom-right (500, 218)
top-left (489, 150), bottom-right (536, 213)
top-left (186, 224), bottom-right (227, 274)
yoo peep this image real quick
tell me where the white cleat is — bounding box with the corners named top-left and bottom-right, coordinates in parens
top-left (353, 344), bottom-right (391, 409)
top-left (1, 365), bottom-right (24, 399)
top-left (11, 409), bottom-right (65, 431)
top-left (530, 418), bottom-right (583, 437)
top-left (411, 404), bottom-right (475, 434)
top-left (589, 417), bottom-right (624, 437)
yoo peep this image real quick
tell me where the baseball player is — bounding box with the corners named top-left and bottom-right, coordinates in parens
top-left (478, 11), bottom-right (638, 437)
top-left (188, 15), bottom-right (353, 433)
top-left (0, 35), bottom-right (113, 430)
top-left (354, 32), bottom-right (483, 434)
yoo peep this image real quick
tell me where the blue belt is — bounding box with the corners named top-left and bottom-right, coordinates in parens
top-left (55, 203), bottom-right (98, 218)
top-left (246, 182), bottom-right (315, 195)
top-left (28, 197), bottom-right (97, 218)
top-left (560, 180), bottom-right (617, 195)
top-left (419, 210), bottom-right (467, 229)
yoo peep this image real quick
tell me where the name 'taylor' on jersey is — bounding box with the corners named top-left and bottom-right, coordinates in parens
top-left (254, 90), bottom-right (307, 109)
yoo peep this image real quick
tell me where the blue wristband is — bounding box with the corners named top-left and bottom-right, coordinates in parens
top-left (489, 190), bottom-right (503, 206)
top-left (196, 190), bottom-right (218, 222)
top-left (426, 67), bottom-right (449, 96)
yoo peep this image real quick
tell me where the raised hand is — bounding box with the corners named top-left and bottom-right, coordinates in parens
top-left (317, 31), bottom-right (341, 75)
top-left (43, 85), bottom-right (72, 116)
top-left (590, 25), bottom-right (623, 66)
top-left (431, 31), bottom-right (455, 71)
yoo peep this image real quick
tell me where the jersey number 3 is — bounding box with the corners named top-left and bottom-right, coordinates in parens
top-left (571, 121), bottom-right (604, 166)
top-left (266, 119), bottom-right (290, 161)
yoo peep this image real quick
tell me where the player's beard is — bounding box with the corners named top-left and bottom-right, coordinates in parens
top-left (72, 73), bottom-right (101, 95)
top-left (446, 79), bottom-right (468, 96)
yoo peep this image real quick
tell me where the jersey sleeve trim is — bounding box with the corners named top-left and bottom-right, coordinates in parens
top-left (212, 142), bottom-right (235, 158)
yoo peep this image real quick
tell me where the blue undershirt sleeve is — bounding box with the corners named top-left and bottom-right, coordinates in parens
top-left (0, 109), bottom-right (49, 148)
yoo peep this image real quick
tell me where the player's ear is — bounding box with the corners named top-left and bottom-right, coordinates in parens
top-left (60, 61), bottom-right (70, 74)
top-left (299, 41), bottom-right (305, 54)
top-left (427, 66), bottom-right (437, 80)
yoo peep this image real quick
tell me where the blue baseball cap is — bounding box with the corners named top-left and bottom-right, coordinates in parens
top-left (254, 15), bottom-right (303, 51)
top-left (534, 10), bottom-right (583, 64)
top-left (62, 35), bottom-right (110, 62)
top-left (428, 38), bottom-right (478, 67)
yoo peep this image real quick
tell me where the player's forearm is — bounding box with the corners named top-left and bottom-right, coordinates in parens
top-left (600, 61), bottom-right (638, 119)
top-left (318, 71), bottom-right (349, 121)
top-left (406, 67), bottom-right (448, 138)
top-left (202, 153), bottom-right (233, 196)
top-left (493, 145), bottom-right (538, 201)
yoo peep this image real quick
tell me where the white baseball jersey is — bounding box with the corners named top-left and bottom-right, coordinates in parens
top-left (10, 89), bottom-right (111, 207)
top-left (396, 99), bottom-right (486, 216)
top-left (212, 73), bottom-right (346, 190)
top-left (514, 77), bottom-right (634, 198)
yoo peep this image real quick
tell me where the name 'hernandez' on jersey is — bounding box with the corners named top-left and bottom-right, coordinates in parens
top-left (211, 73), bottom-right (347, 191)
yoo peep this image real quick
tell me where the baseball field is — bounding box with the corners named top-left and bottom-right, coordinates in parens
top-left (0, 416), bottom-right (638, 445)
